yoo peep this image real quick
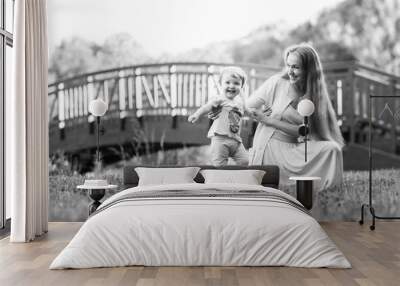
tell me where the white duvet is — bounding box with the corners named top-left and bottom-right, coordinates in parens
top-left (50, 183), bottom-right (350, 269)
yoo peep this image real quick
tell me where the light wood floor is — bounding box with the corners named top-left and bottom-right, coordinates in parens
top-left (1, 222), bottom-right (399, 286)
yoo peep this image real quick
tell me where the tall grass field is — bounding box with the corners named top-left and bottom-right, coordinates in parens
top-left (49, 146), bottom-right (400, 222)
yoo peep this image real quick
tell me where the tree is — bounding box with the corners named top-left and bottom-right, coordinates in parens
top-left (315, 0), bottom-right (400, 74)
top-left (232, 37), bottom-right (284, 66)
top-left (49, 37), bottom-right (98, 81)
top-left (49, 34), bottom-right (153, 83)
top-left (95, 33), bottom-right (151, 70)
top-left (227, 0), bottom-right (398, 74)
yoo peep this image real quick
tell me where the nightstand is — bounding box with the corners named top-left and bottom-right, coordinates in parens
top-left (289, 176), bottom-right (321, 210)
top-left (77, 184), bottom-right (118, 215)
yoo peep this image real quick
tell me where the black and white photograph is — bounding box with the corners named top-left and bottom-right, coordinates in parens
top-left (1, 0), bottom-right (400, 285)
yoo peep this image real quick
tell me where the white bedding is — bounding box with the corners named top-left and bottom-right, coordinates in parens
top-left (50, 183), bottom-right (351, 269)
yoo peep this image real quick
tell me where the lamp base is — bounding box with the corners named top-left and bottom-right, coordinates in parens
top-left (88, 189), bottom-right (105, 215)
top-left (296, 180), bottom-right (313, 210)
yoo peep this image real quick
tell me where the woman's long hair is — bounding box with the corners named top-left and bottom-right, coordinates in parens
top-left (282, 43), bottom-right (345, 147)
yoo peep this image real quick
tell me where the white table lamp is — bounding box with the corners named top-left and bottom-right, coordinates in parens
top-left (89, 98), bottom-right (108, 117)
top-left (88, 98), bottom-right (108, 165)
top-left (297, 99), bottom-right (315, 162)
top-left (298, 99), bottom-right (315, 117)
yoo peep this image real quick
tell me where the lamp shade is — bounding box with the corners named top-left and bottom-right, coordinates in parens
top-left (297, 99), bottom-right (315, 117)
top-left (89, 98), bottom-right (108, 116)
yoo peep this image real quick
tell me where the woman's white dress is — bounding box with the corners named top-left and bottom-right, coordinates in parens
top-left (247, 74), bottom-right (343, 190)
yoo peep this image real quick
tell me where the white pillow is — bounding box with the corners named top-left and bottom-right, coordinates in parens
top-left (135, 167), bottom-right (200, 186)
top-left (200, 169), bottom-right (266, 185)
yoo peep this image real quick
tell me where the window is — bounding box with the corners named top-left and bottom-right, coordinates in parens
top-left (1, 0), bottom-right (14, 230)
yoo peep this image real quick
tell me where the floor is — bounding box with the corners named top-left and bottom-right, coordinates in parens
top-left (0, 222), bottom-right (399, 286)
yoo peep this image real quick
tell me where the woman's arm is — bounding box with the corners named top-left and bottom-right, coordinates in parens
top-left (285, 108), bottom-right (303, 125)
top-left (245, 74), bottom-right (281, 110)
top-left (251, 110), bottom-right (300, 137)
top-left (246, 96), bottom-right (265, 109)
top-left (268, 118), bottom-right (301, 137)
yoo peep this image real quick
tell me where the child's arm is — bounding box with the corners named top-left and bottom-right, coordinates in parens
top-left (188, 98), bottom-right (223, 123)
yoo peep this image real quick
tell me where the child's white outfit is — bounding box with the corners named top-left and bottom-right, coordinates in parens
top-left (207, 98), bottom-right (248, 166)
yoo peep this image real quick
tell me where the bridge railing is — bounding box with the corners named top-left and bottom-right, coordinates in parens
top-left (48, 61), bottom-right (400, 151)
top-left (48, 62), bottom-right (280, 128)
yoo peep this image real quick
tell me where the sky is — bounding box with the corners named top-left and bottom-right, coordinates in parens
top-left (48, 0), bottom-right (344, 57)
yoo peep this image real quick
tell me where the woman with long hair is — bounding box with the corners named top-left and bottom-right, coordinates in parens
top-left (246, 43), bottom-right (344, 189)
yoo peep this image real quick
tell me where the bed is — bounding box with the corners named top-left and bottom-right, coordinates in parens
top-left (50, 165), bottom-right (350, 269)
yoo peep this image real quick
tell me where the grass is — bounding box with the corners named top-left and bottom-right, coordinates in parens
top-left (49, 171), bottom-right (122, 221)
top-left (313, 169), bottom-right (400, 221)
top-left (49, 146), bottom-right (400, 222)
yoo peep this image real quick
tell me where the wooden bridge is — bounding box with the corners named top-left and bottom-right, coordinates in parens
top-left (48, 61), bottom-right (400, 171)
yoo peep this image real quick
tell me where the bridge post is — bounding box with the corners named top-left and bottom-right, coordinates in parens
top-left (347, 63), bottom-right (356, 144)
top-left (57, 83), bottom-right (66, 140)
top-left (135, 68), bottom-right (143, 119)
top-left (87, 76), bottom-right (96, 133)
top-left (170, 65), bottom-right (177, 128)
top-left (390, 77), bottom-right (398, 154)
top-left (118, 71), bottom-right (126, 111)
top-left (353, 77), bottom-right (361, 143)
top-left (87, 76), bottom-right (94, 104)
top-left (369, 85), bottom-right (375, 120)
top-left (337, 79), bottom-right (343, 124)
top-left (118, 71), bottom-right (127, 130)
top-left (153, 74), bottom-right (159, 109)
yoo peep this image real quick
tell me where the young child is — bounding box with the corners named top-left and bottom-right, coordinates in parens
top-left (188, 66), bottom-right (249, 166)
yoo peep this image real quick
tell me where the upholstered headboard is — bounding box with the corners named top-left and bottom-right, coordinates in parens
top-left (122, 165), bottom-right (280, 189)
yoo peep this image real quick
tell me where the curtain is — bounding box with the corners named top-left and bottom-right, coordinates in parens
top-left (6, 0), bottom-right (48, 242)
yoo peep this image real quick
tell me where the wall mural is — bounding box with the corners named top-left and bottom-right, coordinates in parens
top-left (48, 0), bottom-right (400, 222)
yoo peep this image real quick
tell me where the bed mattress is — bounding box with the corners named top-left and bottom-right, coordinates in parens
top-left (50, 183), bottom-right (350, 269)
